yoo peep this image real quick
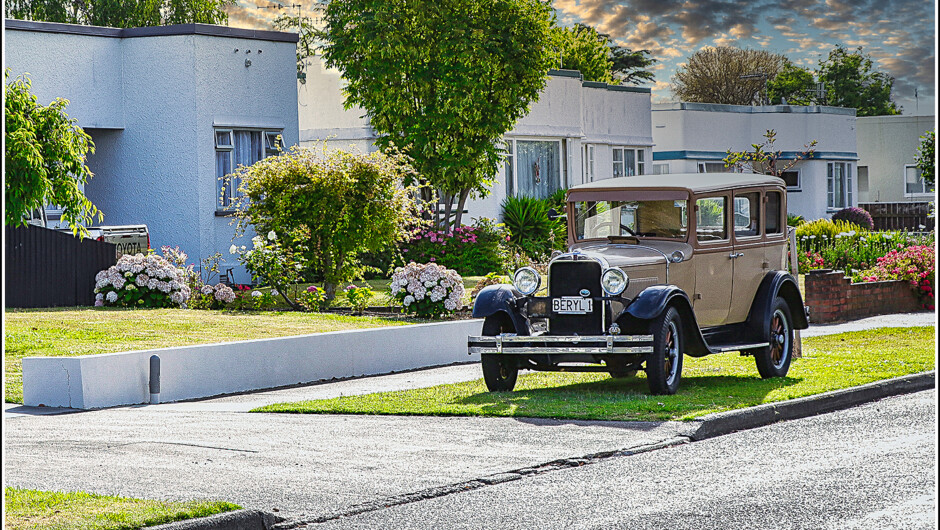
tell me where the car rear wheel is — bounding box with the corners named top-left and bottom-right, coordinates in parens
top-left (646, 307), bottom-right (683, 395)
top-left (754, 297), bottom-right (793, 378)
top-left (481, 314), bottom-right (519, 392)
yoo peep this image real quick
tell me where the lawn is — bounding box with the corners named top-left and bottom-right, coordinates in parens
top-left (255, 326), bottom-right (935, 422)
top-left (4, 487), bottom-right (239, 530)
top-left (3, 307), bottom-right (413, 404)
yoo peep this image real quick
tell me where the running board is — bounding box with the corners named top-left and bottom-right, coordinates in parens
top-left (708, 342), bottom-right (769, 353)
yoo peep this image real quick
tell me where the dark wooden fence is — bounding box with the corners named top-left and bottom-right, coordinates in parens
top-left (858, 202), bottom-right (933, 231)
top-left (5, 225), bottom-right (116, 308)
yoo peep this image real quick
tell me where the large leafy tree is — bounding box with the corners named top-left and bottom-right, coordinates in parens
top-left (322, 0), bottom-right (556, 229)
top-left (671, 47), bottom-right (788, 105)
top-left (552, 23), bottom-right (656, 85)
top-left (5, 71), bottom-right (102, 235)
top-left (766, 62), bottom-right (819, 105)
top-left (817, 45), bottom-right (901, 116)
top-left (4, 0), bottom-right (234, 27)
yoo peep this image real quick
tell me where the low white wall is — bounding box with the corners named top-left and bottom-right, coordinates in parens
top-left (23, 319), bottom-right (483, 410)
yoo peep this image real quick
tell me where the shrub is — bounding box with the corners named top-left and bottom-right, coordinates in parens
top-left (501, 195), bottom-right (564, 261)
top-left (787, 213), bottom-right (805, 227)
top-left (831, 207), bottom-right (874, 230)
top-left (343, 284), bottom-right (374, 313)
top-left (233, 144), bottom-right (424, 300)
top-left (402, 218), bottom-right (509, 276)
top-left (796, 220), bottom-right (934, 274)
top-left (228, 286), bottom-right (277, 311)
top-left (470, 272), bottom-right (510, 300)
top-left (853, 245), bottom-right (935, 309)
top-left (298, 285), bottom-right (330, 312)
top-left (231, 231), bottom-right (306, 310)
top-left (390, 262), bottom-right (465, 319)
top-left (94, 253), bottom-right (190, 308)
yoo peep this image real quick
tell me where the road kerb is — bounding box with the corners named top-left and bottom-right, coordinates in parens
top-left (144, 508), bottom-right (284, 530)
top-left (690, 371), bottom-right (936, 441)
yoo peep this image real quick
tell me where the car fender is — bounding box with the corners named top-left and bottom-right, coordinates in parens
top-left (621, 285), bottom-right (710, 357)
top-left (746, 271), bottom-right (809, 333)
top-left (471, 284), bottom-right (530, 335)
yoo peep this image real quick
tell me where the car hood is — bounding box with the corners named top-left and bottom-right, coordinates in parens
top-left (563, 241), bottom-right (694, 269)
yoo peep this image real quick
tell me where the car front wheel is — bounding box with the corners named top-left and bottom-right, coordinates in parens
top-left (754, 297), bottom-right (794, 378)
top-left (481, 314), bottom-right (519, 392)
top-left (646, 307), bottom-right (683, 395)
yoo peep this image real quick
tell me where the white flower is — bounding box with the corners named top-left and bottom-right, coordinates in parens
top-left (271, 289), bottom-right (279, 296)
top-left (106, 291), bottom-right (118, 303)
top-left (230, 244), bottom-right (238, 255)
top-left (444, 299), bottom-right (457, 311)
top-left (267, 231), bottom-right (277, 241)
top-left (125, 284), bottom-right (136, 291)
top-left (251, 290), bottom-right (262, 297)
top-left (403, 295), bottom-right (415, 306)
top-left (95, 293), bottom-right (104, 301)
top-left (202, 284), bottom-right (214, 295)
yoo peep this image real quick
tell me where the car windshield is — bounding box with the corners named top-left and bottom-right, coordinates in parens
top-left (574, 200), bottom-right (689, 241)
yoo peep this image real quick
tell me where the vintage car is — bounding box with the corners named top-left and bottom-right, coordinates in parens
top-left (468, 173), bottom-right (809, 395)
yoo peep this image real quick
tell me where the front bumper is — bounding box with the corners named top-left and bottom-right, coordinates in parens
top-left (468, 334), bottom-right (654, 355)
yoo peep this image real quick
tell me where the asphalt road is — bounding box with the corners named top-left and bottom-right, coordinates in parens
top-left (307, 389), bottom-right (938, 530)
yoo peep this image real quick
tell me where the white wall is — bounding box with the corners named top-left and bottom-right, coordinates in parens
top-left (856, 115), bottom-right (935, 203)
top-left (652, 103), bottom-right (858, 220)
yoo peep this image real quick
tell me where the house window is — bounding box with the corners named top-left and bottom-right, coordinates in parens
top-left (827, 162), bottom-right (853, 210)
top-left (217, 128), bottom-right (281, 210)
top-left (781, 170), bottom-right (800, 191)
top-left (613, 147), bottom-right (645, 177)
top-left (904, 165), bottom-right (934, 196)
top-left (515, 140), bottom-right (561, 199)
top-left (584, 144), bottom-right (596, 182)
top-left (652, 163), bottom-right (670, 175)
top-left (698, 162), bottom-right (731, 173)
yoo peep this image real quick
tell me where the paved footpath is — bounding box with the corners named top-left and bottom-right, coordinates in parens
top-left (2, 311), bottom-right (935, 524)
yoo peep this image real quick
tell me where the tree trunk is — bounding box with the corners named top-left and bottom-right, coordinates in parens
top-left (454, 188), bottom-right (470, 228)
top-left (443, 191), bottom-right (454, 232)
top-left (324, 281), bottom-right (337, 301)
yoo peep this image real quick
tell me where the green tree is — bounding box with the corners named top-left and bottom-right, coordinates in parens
top-left (4, 0), bottom-right (234, 27)
top-left (322, 0), bottom-right (556, 230)
top-left (552, 23), bottom-right (656, 86)
top-left (817, 45), bottom-right (900, 116)
top-left (232, 144), bottom-right (424, 300)
top-left (552, 24), bottom-right (613, 83)
top-left (915, 130), bottom-right (935, 186)
top-left (5, 71), bottom-right (102, 235)
top-left (672, 47), bottom-right (788, 105)
top-left (723, 129), bottom-right (817, 177)
top-left (767, 62), bottom-right (819, 105)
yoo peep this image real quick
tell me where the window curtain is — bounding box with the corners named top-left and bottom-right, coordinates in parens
top-left (516, 141), bottom-right (560, 199)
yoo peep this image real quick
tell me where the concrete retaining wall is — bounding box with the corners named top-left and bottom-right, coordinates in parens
top-left (804, 269), bottom-right (924, 323)
top-left (23, 319), bottom-right (483, 409)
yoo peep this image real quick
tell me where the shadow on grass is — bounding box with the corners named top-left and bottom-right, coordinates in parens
top-left (457, 373), bottom-right (804, 422)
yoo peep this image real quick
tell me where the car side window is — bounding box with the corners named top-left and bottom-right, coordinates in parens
top-left (765, 191), bottom-right (782, 234)
top-left (696, 196), bottom-right (727, 242)
top-left (733, 192), bottom-right (760, 238)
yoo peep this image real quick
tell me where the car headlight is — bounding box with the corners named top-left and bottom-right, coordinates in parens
top-left (601, 268), bottom-right (629, 296)
top-left (513, 267), bottom-right (541, 295)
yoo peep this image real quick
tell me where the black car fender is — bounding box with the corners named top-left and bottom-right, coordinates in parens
top-left (746, 271), bottom-right (809, 334)
top-left (471, 284), bottom-right (530, 335)
top-left (620, 285), bottom-right (711, 357)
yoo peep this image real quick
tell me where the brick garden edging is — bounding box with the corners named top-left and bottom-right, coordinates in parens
top-left (804, 269), bottom-right (922, 324)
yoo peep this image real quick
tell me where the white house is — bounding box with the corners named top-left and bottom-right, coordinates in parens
top-left (651, 102), bottom-right (858, 221)
top-left (855, 115), bottom-right (935, 203)
top-left (4, 19), bottom-right (300, 282)
top-left (298, 58), bottom-right (653, 220)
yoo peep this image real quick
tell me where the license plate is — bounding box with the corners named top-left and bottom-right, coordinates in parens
top-left (552, 297), bottom-right (593, 314)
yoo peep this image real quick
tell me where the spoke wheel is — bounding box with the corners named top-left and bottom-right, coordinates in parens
top-left (754, 297), bottom-right (793, 379)
top-left (480, 315), bottom-right (518, 392)
top-left (646, 307), bottom-right (683, 395)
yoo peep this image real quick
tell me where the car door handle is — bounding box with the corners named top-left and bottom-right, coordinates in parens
top-left (729, 252), bottom-right (744, 259)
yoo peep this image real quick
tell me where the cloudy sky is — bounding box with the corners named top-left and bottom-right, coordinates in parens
top-left (227, 0), bottom-right (937, 115)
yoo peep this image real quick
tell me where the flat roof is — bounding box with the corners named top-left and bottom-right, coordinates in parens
top-left (652, 101), bottom-right (855, 116)
top-left (4, 18), bottom-right (299, 42)
top-left (569, 173), bottom-right (785, 194)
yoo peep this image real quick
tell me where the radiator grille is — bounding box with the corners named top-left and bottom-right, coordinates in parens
top-left (548, 260), bottom-right (603, 335)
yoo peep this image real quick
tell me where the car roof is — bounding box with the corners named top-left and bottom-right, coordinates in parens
top-left (568, 173), bottom-right (785, 195)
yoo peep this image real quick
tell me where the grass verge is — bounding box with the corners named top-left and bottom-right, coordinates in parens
top-left (255, 326), bottom-right (935, 422)
top-left (3, 308), bottom-right (413, 404)
top-left (4, 487), bottom-right (239, 530)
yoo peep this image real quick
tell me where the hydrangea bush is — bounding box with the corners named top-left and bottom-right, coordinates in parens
top-left (390, 262), bottom-right (465, 318)
top-left (402, 218), bottom-right (509, 276)
top-left (343, 284), bottom-right (374, 313)
top-left (94, 253), bottom-right (191, 308)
